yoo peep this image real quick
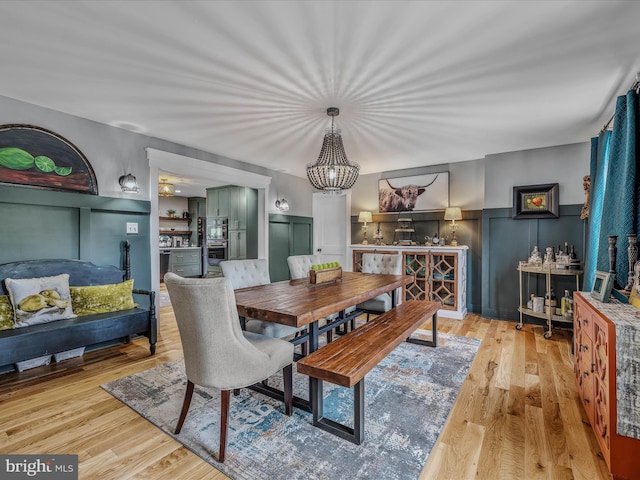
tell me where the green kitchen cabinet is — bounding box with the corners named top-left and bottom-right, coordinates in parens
top-left (207, 186), bottom-right (258, 259)
top-left (206, 187), bottom-right (230, 218)
top-left (228, 229), bottom-right (248, 260)
top-left (169, 248), bottom-right (202, 277)
top-left (228, 187), bottom-right (248, 230)
top-left (188, 196), bottom-right (206, 219)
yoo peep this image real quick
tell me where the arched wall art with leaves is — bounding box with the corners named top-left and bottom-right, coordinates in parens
top-left (0, 124), bottom-right (98, 195)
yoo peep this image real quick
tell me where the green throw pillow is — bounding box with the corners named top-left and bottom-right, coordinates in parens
top-left (70, 279), bottom-right (137, 316)
top-left (0, 295), bottom-right (14, 330)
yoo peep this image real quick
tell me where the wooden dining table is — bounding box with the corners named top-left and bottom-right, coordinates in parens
top-left (233, 271), bottom-right (413, 411)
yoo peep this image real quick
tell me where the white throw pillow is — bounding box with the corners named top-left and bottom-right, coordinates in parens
top-left (5, 274), bottom-right (77, 328)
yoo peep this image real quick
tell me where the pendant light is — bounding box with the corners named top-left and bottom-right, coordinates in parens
top-left (158, 178), bottom-right (175, 197)
top-left (306, 107), bottom-right (359, 193)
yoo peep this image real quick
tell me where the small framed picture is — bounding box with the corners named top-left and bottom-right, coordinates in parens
top-left (591, 270), bottom-right (614, 303)
top-left (512, 183), bottom-right (559, 219)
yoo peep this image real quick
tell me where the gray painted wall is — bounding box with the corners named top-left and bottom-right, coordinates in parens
top-left (0, 93), bottom-right (591, 218)
top-left (0, 93), bottom-right (595, 322)
top-left (484, 142), bottom-right (590, 208)
top-left (0, 94), bottom-right (314, 211)
top-left (349, 143), bottom-right (591, 321)
top-left (351, 142), bottom-right (589, 215)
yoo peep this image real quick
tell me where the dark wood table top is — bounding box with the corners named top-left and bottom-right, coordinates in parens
top-left (233, 271), bottom-right (412, 328)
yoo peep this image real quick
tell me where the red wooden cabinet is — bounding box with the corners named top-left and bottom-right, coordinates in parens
top-left (574, 292), bottom-right (640, 479)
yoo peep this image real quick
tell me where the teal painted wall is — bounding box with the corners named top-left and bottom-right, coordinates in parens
top-left (269, 214), bottom-right (313, 281)
top-left (0, 184), bottom-right (152, 304)
top-left (481, 204), bottom-right (585, 322)
top-left (1, 203), bottom-right (81, 261)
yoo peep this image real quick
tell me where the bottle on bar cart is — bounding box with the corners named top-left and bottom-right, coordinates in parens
top-left (545, 289), bottom-right (557, 315)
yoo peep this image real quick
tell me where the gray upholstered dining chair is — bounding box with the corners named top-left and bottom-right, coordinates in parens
top-left (220, 258), bottom-right (307, 342)
top-left (164, 272), bottom-right (293, 463)
top-left (286, 254), bottom-right (323, 281)
top-left (356, 253), bottom-right (403, 321)
top-left (287, 254), bottom-right (336, 342)
top-left (287, 254), bottom-right (357, 337)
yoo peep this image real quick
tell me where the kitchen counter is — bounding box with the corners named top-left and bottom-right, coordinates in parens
top-left (162, 248), bottom-right (202, 278)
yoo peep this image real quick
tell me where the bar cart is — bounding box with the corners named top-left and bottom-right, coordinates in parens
top-left (517, 263), bottom-right (583, 338)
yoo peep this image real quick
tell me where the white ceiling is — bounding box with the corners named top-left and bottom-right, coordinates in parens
top-left (1, 1), bottom-right (640, 195)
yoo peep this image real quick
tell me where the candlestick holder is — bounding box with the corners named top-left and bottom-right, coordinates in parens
top-left (625, 234), bottom-right (638, 292)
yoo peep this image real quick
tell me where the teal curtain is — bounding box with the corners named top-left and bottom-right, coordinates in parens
top-left (585, 89), bottom-right (639, 289)
top-left (584, 131), bottom-right (611, 286)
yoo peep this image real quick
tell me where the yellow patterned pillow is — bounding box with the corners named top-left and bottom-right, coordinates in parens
top-left (0, 295), bottom-right (14, 330)
top-left (70, 279), bottom-right (137, 316)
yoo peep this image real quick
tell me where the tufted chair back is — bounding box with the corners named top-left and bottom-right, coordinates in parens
top-left (361, 253), bottom-right (402, 275)
top-left (287, 254), bottom-right (323, 280)
top-left (219, 258), bottom-right (305, 340)
top-left (164, 272), bottom-right (288, 388)
top-left (219, 259), bottom-right (270, 289)
top-left (357, 253), bottom-right (403, 320)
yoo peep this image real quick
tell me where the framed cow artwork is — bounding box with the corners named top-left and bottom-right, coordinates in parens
top-left (378, 172), bottom-right (449, 213)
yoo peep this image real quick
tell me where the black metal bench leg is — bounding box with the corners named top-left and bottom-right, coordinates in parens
top-left (353, 379), bottom-right (365, 444)
top-left (406, 313), bottom-right (438, 348)
top-left (311, 377), bottom-right (365, 445)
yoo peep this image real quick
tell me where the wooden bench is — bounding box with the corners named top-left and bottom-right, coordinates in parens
top-left (296, 299), bottom-right (440, 444)
top-left (0, 243), bottom-right (157, 372)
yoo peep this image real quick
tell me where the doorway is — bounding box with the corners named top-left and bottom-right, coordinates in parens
top-left (312, 191), bottom-right (351, 270)
top-left (147, 148), bottom-right (272, 310)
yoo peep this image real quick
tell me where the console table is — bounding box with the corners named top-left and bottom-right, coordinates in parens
top-left (349, 245), bottom-right (468, 319)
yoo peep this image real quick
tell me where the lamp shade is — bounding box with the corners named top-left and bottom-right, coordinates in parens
top-left (358, 211), bottom-right (373, 224)
top-left (444, 207), bottom-right (462, 221)
top-left (275, 198), bottom-right (289, 212)
top-left (119, 173), bottom-right (139, 193)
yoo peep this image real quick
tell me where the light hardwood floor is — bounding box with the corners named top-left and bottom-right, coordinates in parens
top-left (0, 304), bottom-right (611, 479)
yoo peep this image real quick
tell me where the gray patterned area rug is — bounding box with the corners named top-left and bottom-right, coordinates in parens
top-left (102, 331), bottom-right (480, 480)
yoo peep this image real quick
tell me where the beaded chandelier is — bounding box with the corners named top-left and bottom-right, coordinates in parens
top-left (306, 107), bottom-right (359, 193)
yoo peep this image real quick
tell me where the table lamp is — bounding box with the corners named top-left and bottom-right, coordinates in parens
top-left (444, 207), bottom-right (462, 246)
top-left (358, 211), bottom-right (373, 244)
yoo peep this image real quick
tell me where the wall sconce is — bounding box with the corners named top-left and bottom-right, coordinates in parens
top-left (119, 173), bottom-right (139, 193)
top-left (358, 211), bottom-right (373, 244)
top-left (275, 198), bottom-right (290, 212)
top-left (444, 207), bottom-right (462, 246)
top-left (158, 178), bottom-right (175, 197)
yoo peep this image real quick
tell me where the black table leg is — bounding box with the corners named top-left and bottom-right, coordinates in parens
top-left (308, 321), bottom-right (319, 407)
